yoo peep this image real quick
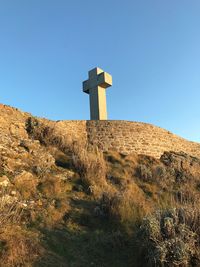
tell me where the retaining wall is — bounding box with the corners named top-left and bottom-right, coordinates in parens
top-left (54, 120), bottom-right (200, 159)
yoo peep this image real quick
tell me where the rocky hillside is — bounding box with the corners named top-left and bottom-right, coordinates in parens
top-left (0, 104), bottom-right (200, 267)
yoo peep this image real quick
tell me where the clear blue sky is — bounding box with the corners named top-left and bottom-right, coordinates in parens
top-left (0, 1), bottom-right (199, 142)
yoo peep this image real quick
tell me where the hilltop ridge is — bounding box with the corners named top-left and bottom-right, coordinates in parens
top-left (0, 103), bottom-right (200, 159)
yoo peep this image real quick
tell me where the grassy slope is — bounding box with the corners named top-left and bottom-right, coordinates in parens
top-left (34, 151), bottom-right (138, 267)
top-left (34, 149), bottom-right (200, 267)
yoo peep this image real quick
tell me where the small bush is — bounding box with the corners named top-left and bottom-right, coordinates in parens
top-left (137, 164), bottom-right (153, 182)
top-left (26, 117), bottom-right (53, 146)
top-left (26, 117), bottom-right (67, 151)
top-left (139, 207), bottom-right (200, 266)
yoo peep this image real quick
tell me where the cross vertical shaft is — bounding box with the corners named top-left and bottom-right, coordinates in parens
top-left (89, 86), bottom-right (107, 120)
top-left (83, 67), bottom-right (112, 120)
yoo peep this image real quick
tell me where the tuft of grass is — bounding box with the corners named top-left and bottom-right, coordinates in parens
top-left (13, 172), bottom-right (38, 199)
top-left (71, 145), bottom-right (108, 197)
top-left (96, 182), bottom-right (152, 231)
top-left (37, 175), bottom-right (62, 199)
top-left (0, 225), bottom-right (43, 267)
top-left (0, 189), bottom-right (23, 227)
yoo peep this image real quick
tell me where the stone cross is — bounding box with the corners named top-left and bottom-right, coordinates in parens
top-left (83, 67), bottom-right (112, 120)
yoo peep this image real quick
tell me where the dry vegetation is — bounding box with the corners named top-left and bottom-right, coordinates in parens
top-left (0, 116), bottom-right (200, 266)
top-left (140, 207), bottom-right (200, 266)
top-left (0, 189), bottom-right (42, 267)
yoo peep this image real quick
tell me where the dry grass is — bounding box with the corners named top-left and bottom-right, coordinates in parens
top-left (37, 175), bottom-right (63, 198)
top-left (0, 189), bottom-right (43, 266)
top-left (71, 144), bottom-right (109, 197)
top-left (113, 182), bottom-right (152, 226)
top-left (26, 117), bottom-right (109, 197)
top-left (26, 117), bottom-right (69, 152)
top-left (0, 189), bottom-right (23, 227)
top-left (44, 199), bottom-right (70, 227)
top-left (0, 226), bottom-right (43, 267)
top-left (97, 181), bottom-right (152, 231)
top-left (13, 173), bottom-right (39, 199)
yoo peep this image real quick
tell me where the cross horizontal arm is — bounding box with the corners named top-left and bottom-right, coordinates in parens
top-left (83, 72), bottom-right (112, 94)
